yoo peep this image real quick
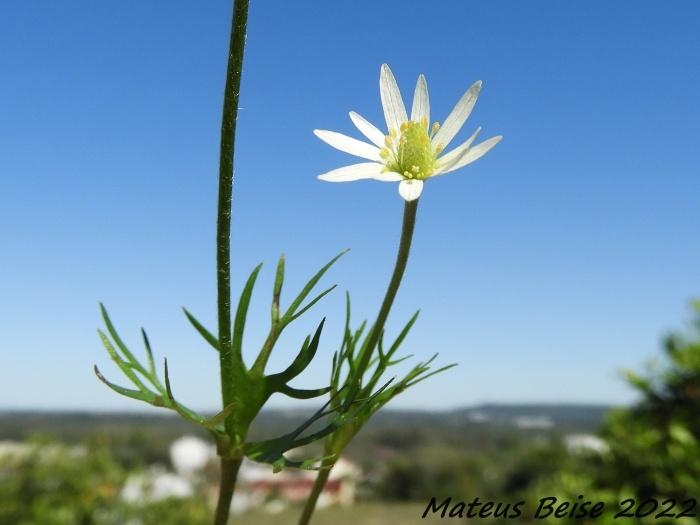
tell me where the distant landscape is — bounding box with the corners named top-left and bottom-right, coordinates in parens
top-left (0, 402), bottom-right (613, 446)
top-left (2, 398), bottom-right (695, 525)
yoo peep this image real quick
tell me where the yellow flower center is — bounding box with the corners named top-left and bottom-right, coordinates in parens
top-left (379, 117), bottom-right (444, 180)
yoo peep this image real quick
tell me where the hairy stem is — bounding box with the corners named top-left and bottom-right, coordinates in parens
top-left (213, 457), bottom-right (243, 525)
top-left (217, 0), bottom-right (250, 437)
top-left (214, 1), bottom-right (250, 524)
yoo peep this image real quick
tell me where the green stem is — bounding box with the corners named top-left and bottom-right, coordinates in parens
top-left (213, 457), bottom-right (243, 525)
top-left (217, 0), bottom-right (250, 437)
top-left (297, 459), bottom-right (332, 525)
top-left (298, 199), bottom-right (419, 525)
top-left (348, 199), bottom-right (419, 401)
top-left (213, 1), bottom-right (249, 524)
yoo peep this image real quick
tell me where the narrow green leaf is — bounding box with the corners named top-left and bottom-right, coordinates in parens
top-left (183, 308), bottom-right (220, 351)
top-left (243, 383), bottom-right (383, 469)
top-left (287, 285), bottom-right (337, 323)
top-left (386, 310), bottom-right (420, 359)
top-left (94, 365), bottom-right (164, 407)
top-left (344, 291), bottom-right (351, 328)
top-left (350, 320), bottom-right (368, 356)
top-left (273, 254), bottom-right (285, 297)
top-left (280, 385), bottom-right (331, 400)
top-left (405, 363), bottom-right (458, 389)
top-left (330, 351), bottom-right (340, 389)
top-left (232, 263), bottom-right (263, 360)
top-left (283, 250), bottom-right (348, 319)
top-left (331, 294), bottom-right (354, 391)
top-left (271, 254), bottom-right (285, 323)
top-left (141, 328), bottom-right (156, 376)
top-left (202, 401), bottom-right (237, 432)
top-left (100, 304), bottom-right (140, 366)
top-left (98, 330), bottom-right (149, 392)
top-left (277, 318), bottom-right (325, 381)
top-left (387, 354), bottom-right (415, 366)
top-left (163, 358), bottom-right (207, 425)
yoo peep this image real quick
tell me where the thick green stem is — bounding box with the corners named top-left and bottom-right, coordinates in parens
top-left (217, 0), bottom-right (249, 437)
top-left (298, 199), bottom-right (419, 525)
top-left (213, 457), bottom-right (243, 525)
top-left (213, 1), bottom-right (249, 524)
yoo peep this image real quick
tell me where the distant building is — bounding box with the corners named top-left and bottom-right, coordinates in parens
top-left (170, 435), bottom-right (216, 476)
top-left (122, 466), bottom-right (194, 503)
top-left (466, 411), bottom-right (490, 423)
top-left (0, 441), bottom-right (31, 460)
top-left (167, 436), bottom-right (361, 514)
top-left (233, 456), bottom-right (361, 514)
top-left (564, 433), bottom-right (609, 455)
top-left (513, 416), bottom-right (554, 429)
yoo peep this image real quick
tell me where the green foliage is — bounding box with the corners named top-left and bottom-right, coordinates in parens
top-left (531, 302), bottom-right (700, 525)
top-left (0, 436), bottom-right (215, 525)
top-left (95, 252), bottom-right (377, 470)
top-left (498, 440), bottom-right (571, 497)
top-left (323, 293), bottom-right (456, 459)
top-left (134, 497), bottom-right (212, 525)
top-left (376, 437), bottom-right (570, 506)
top-left (595, 303), bottom-right (700, 503)
top-left (0, 438), bottom-right (127, 525)
top-left (378, 444), bottom-right (493, 501)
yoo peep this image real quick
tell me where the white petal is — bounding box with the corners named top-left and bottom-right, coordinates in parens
top-left (410, 74), bottom-right (430, 124)
top-left (379, 64), bottom-right (408, 134)
top-left (349, 111), bottom-right (385, 147)
top-left (314, 129), bottom-right (381, 161)
top-left (318, 162), bottom-right (385, 182)
top-left (398, 179), bottom-right (424, 201)
top-left (433, 127), bottom-right (481, 174)
top-left (432, 80), bottom-right (482, 150)
top-left (373, 171), bottom-right (404, 182)
top-left (438, 136), bottom-right (502, 175)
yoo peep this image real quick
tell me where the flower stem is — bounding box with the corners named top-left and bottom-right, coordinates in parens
top-left (297, 458), bottom-right (332, 525)
top-left (213, 457), bottom-right (243, 525)
top-left (349, 198), bottom-right (419, 400)
top-left (297, 199), bottom-right (419, 525)
top-left (217, 0), bottom-right (249, 437)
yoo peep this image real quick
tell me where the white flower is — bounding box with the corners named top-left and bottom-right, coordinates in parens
top-left (314, 64), bottom-right (502, 201)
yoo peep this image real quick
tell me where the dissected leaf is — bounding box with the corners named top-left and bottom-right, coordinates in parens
top-left (283, 250), bottom-right (347, 319)
top-left (276, 319), bottom-right (326, 381)
top-left (232, 263), bottom-right (263, 360)
top-left (183, 308), bottom-right (220, 351)
top-left (94, 365), bottom-right (165, 407)
top-left (100, 304), bottom-right (140, 365)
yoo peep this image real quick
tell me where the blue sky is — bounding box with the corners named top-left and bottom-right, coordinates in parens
top-left (1, 1), bottom-right (698, 411)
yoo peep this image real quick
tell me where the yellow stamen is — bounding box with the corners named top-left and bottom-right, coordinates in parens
top-left (383, 119), bottom-right (439, 181)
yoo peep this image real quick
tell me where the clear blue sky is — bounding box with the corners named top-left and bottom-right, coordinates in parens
top-left (1, 1), bottom-right (698, 411)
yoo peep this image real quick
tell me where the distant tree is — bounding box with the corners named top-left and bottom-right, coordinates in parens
top-left (0, 436), bottom-right (212, 524)
top-left (135, 497), bottom-right (211, 525)
top-left (598, 301), bottom-right (700, 501)
top-left (0, 437), bottom-right (127, 525)
top-left (532, 301), bottom-right (700, 525)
